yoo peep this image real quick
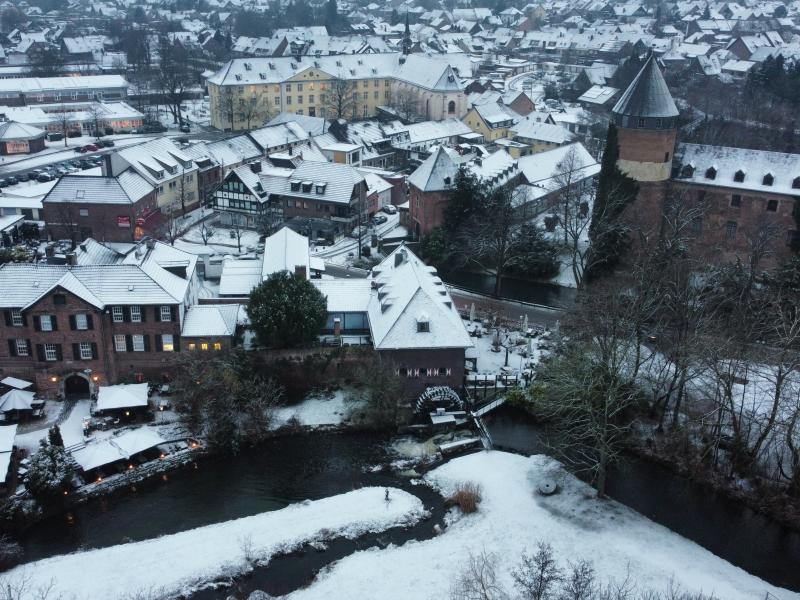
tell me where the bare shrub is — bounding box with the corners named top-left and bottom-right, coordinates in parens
top-left (512, 542), bottom-right (562, 600)
top-left (446, 482), bottom-right (482, 514)
top-left (449, 549), bottom-right (508, 600)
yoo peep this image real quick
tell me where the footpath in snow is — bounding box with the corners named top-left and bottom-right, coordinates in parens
top-left (5, 487), bottom-right (426, 600)
top-left (286, 451), bottom-right (800, 600)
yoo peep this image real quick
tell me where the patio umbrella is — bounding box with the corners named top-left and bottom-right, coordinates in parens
top-left (522, 314), bottom-right (529, 333)
top-left (0, 389), bottom-right (34, 413)
top-left (469, 303), bottom-right (476, 323)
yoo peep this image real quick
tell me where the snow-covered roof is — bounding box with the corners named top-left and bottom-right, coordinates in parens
top-left (518, 143), bottom-right (600, 200)
top-left (181, 304), bottom-right (240, 337)
top-left (219, 258), bottom-right (263, 297)
top-left (96, 383), bottom-right (149, 411)
top-left (0, 121), bottom-right (45, 141)
top-left (0, 74), bottom-right (127, 94)
top-left (407, 146), bottom-right (460, 192)
top-left (0, 376), bottom-right (33, 390)
top-left (675, 143), bottom-right (800, 196)
top-left (367, 245), bottom-right (472, 351)
top-left (43, 172), bottom-right (153, 206)
top-left (72, 427), bottom-right (165, 472)
top-left (207, 53), bottom-right (473, 93)
top-left (248, 122), bottom-right (310, 152)
top-left (312, 279), bottom-right (372, 313)
top-left (0, 389), bottom-right (34, 412)
top-left (261, 160), bottom-right (365, 205)
top-left (262, 226), bottom-right (311, 280)
top-left (0, 424), bottom-right (16, 453)
top-left (511, 119), bottom-right (576, 144)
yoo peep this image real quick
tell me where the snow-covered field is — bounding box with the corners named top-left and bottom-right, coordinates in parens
top-left (5, 487), bottom-right (426, 600)
top-left (286, 451), bottom-right (799, 600)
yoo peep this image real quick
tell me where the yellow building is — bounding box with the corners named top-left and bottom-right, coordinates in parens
top-left (206, 53), bottom-right (473, 131)
top-left (463, 103), bottom-right (519, 142)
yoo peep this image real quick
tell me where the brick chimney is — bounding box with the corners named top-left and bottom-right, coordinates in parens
top-left (294, 265), bottom-right (307, 279)
top-left (65, 252), bottom-right (77, 266)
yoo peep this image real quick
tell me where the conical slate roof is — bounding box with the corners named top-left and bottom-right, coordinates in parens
top-left (612, 54), bottom-right (678, 119)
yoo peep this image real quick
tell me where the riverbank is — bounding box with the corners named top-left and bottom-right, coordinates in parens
top-left (3, 487), bottom-right (428, 600)
top-left (282, 451), bottom-right (799, 600)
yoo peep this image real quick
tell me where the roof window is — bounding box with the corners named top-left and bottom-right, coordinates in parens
top-left (734, 169), bottom-right (746, 183)
top-left (705, 166), bottom-right (716, 180)
top-left (763, 173), bottom-right (774, 186)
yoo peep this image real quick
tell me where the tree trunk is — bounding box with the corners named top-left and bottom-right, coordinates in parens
top-left (596, 448), bottom-right (608, 498)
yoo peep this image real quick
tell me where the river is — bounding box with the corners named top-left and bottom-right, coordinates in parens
top-left (441, 270), bottom-right (576, 308)
top-left (15, 413), bottom-right (800, 596)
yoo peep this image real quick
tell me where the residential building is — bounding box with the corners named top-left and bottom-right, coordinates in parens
top-left (206, 53), bottom-right (472, 130)
top-left (42, 172), bottom-right (157, 244)
top-left (0, 238), bottom-right (202, 396)
top-left (103, 138), bottom-right (200, 212)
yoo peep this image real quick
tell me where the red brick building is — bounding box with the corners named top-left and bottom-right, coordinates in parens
top-left (612, 53), bottom-right (800, 268)
top-left (42, 172), bottom-right (158, 243)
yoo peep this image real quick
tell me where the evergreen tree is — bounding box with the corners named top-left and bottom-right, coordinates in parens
top-left (48, 425), bottom-right (63, 448)
top-left (25, 440), bottom-right (72, 502)
top-left (247, 271), bottom-right (328, 348)
top-left (390, 8), bottom-right (399, 25)
top-left (587, 124), bottom-right (638, 279)
top-left (324, 0), bottom-right (338, 32)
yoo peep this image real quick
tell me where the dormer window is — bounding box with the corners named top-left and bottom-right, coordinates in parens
top-left (793, 177), bottom-right (800, 189)
top-left (290, 180), bottom-right (301, 192)
top-left (315, 183), bottom-right (326, 194)
top-left (705, 167), bottom-right (717, 180)
top-left (301, 181), bottom-right (312, 193)
top-left (734, 170), bottom-right (745, 183)
top-left (763, 173), bottom-right (774, 186)
top-left (417, 320), bottom-right (430, 333)
top-left (681, 164), bottom-right (694, 178)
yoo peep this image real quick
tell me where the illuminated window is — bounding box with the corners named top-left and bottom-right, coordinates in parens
top-left (162, 334), bottom-right (174, 352)
top-left (188, 343), bottom-right (196, 350)
top-left (201, 342), bottom-right (209, 351)
top-left (213, 342), bottom-right (222, 351)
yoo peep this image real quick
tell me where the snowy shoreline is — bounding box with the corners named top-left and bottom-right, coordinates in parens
top-left (4, 487), bottom-right (428, 600)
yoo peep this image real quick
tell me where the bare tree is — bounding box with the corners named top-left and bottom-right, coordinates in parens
top-left (239, 92), bottom-right (271, 131)
top-left (216, 86), bottom-right (238, 131)
top-left (159, 207), bottom-right (181, 246)
top-left (199, 220), bottom-right (215, 245)
top-left (389, 87), bottom-right (421, 123)
top-left (53, 105), bottom-right (73, 147)
top-left (512, 543), bottom-right (562, 600)
top-left (156, 36), bottom-right (191, 127)
top-left (322, 78), bottom-right (359, 120)
top-left (85, 102), bottom-right (105, 140)
top-left (449, 550), bottom-right (508, 600)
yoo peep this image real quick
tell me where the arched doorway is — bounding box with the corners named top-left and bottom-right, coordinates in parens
top-left (64, 373), bottom-right (91, 398)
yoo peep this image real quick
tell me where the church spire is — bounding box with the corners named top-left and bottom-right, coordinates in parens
top-left (402, 12), bottom-right (412, 55)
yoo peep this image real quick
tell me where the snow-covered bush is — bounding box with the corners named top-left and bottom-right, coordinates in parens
top-left (24, 440), bottom-right (73, 502)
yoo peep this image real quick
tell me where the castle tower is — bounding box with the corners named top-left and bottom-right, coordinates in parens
top-left (611, 53), bottom-right (679, 182)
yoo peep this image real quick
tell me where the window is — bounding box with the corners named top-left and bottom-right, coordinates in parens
top-left (793, 177), bottom-right (800, 190)
top-left (417, 320), bottom-right (430, 333)
top-left (763, 173), bottom-right (774, 186)
top-left (448, 100), bottom-right (456, 114)
top-left (114, 335), bottom-right (126, 352)
top-left (638, 118), bottom-right (645, 127)
top-left (200, 342), bottom-right (209, 351)
top-left (44, 343), bottom-right (58, 361)
top-left (112, 306), bottom-right (123, 322)
top-left (730, 194), bottom-right (741, 207)
top-left (162, 334), bottom-right (174, 352)
top-left (274, 97), bottom-right (280, 105)
top-left (132, 335), bottom-right (145, 352)
top-left (53, 294), bottom-right (66, 305)
top-left (79, 208), bottom-right (89, 217)
top-left (11, 310), bottom-right (23, 326)
top-left (786, 230), bottom-right (800, 247)
top-left (285, 83), bottom-right (291, 91)
top-left (297, 95), bottom-right (303, 104)
top-left (309, 94), bottom-right (315, 103)
top-left (767, 199), bottom-right (778, 212)
top-left (734, 170), bottom-right (745, 182)
top-left (705, 167), bottom-right (716, 180)
top-left (160, 306), bottom-right (172, 322)
top-left (297, 83), bottom-right (303, 91)
top-left (15, 339), bottom-right (28, 356)
top-left (79, 342), bottom-right (92, 360)
top-left (384, 91), bottom-right (390, 99)
top-left (130, 305), bottom-right (142, 322)
top-left (213, 342), bottom-right (222, 351)
top-left (726, 221), bottom-right (738, 240)
top-left (286, 96), bottom-right (292, 104)
top-left (75, 313), bottom-right (88, 330)
top-left (363, 92), bottom-right (368, 100)
top-left (691, 216), bottom-right (703, 233)
top-left (40, 315), bottom-right (53, 331)
top-left (664, 152), bottom-right (670, 162)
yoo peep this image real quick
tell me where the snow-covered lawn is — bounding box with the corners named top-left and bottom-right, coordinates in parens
top-left (6, 487), bottom-right (426, 600)
top-left (272, 389), bottom-right (360, 428)
top-left (286, 451), bottom-right (799, 600)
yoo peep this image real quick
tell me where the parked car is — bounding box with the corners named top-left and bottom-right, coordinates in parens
top-left (78, 160), bottom-right (93, 170)
top-left (5, 176), bottom-right (18, 185)
top-left (179, 124), bottom-right (191, 133)
top-left (382, 205), bottom-right (397, 215)
top-left (17, 173), bottom-right (30, 182)
top-left (99, 139), bottom-right (115, 148)
top-left (36, 172), bottom-right (53, 182)
top-left (371, 214), bottom-right (388, 225)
